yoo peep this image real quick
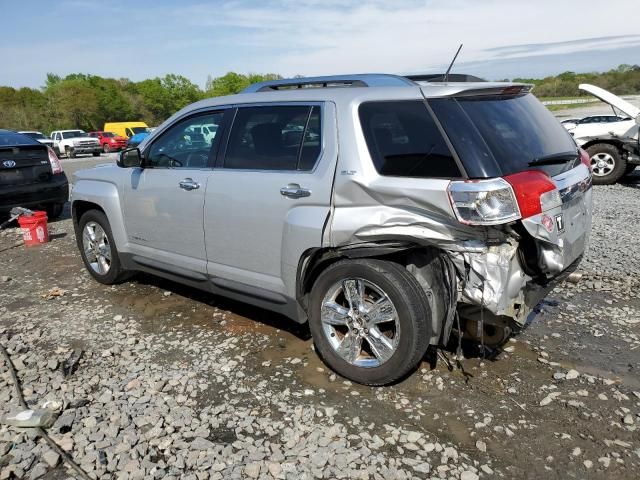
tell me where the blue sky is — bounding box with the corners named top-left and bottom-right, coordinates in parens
top-left (1, 0), bottom-right (639, 88)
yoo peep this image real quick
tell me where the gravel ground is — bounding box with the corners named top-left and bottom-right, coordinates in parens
top-left (1, 175), bottom-right (640, 480)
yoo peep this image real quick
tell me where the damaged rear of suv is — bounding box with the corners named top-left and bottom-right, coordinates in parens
top-left (71, 74), bottom-right (592, 386)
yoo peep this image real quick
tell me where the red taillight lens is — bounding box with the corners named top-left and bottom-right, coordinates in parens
top-left (504, 170), bottom-right (561, 219)
top-left (579, 148), bottom-right (592, 172)
top-left (47, 147), bottom-right (63, 174)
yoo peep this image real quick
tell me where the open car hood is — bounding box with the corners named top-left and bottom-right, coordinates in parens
top-left (579, 84), bottom-right (640, 120)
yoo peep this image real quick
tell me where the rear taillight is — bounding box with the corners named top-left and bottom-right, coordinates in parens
top-left (504, 170), bottom-right (561, 218)
top-left (579, 148), bottom-right (592, 172)
top-left (47, 147), bottom-right (63, 174)
top-left (448, 170), bottom-right (561, 225)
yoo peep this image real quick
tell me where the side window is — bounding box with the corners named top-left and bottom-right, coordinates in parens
top-left (359, 101), bottom-right (461, 178)
top-left (125, 128), bottom-right (133, 137)
top-left (223, 105), bottom-right (321, 171)
top-left (146, 111), bottom-right (224, 169)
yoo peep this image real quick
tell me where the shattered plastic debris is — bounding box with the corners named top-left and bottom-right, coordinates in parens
top-left (41, 287), bottom-right (67, 299)
top-left (1, 408), bottom-right (58, 428)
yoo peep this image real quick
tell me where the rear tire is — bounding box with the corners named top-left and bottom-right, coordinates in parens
top-left (308, 259), bottom-right (432, 386)
top-left (45, 203), bottom-right (65, 219)
top-left (587, 143), bottom-right (626, 185)
top-left (77, 210), bottom-right (128, 285)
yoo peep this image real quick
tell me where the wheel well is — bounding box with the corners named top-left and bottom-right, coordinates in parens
top-left (72, 201), bottom-right (105, 229)
top-left (581, 139), bottom-right (624, 154)
top-left (296, 244), bottom-right (456, 344)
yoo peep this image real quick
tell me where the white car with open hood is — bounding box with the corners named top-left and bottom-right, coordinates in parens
top-left (567, 84), bottom-right (640, 184)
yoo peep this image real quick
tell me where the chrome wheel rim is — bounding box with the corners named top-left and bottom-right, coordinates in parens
top-left (320, 278), bottom-right (400, 368)
top-left (82, 221), bottom-right (111, 275)
top-left (590, 152), bottom-right (615, 177)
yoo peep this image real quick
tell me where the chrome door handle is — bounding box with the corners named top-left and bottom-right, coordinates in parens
top-left (179, 178), bottom-right (200, 191)
top-left (280, 184), bottom-right (311, 199)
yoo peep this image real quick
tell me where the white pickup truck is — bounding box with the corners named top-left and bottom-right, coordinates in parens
top-left (50, 130), bottom-right (101, 158)
top-left (568, 84), bottom-right (640, 184)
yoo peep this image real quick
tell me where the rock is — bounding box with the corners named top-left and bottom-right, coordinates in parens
top-left (623, 414), bottom-right (634, 425)
top-left (406, 431), bottom-right (422, 443)
top-left (244, 462), bottom-right (261, 478)
top-left (476, 440), bottom-right (487, 452)
top-left (565, 369), bottom-right (580, 380)
top-left (190, 437), bottom-right (215, 450)
top-left (1, 276), bottom-right (11, 282)
top-left (267, 462), bottom-right (282, 477)
top-left (583, 460), bottom-right (593, 469)
top-left (43, 450), bottom-right (60, 467)
top-left (460, 471), bottom-right (479, 480)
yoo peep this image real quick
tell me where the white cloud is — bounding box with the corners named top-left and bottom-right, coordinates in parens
top-left (174, 0), bottom-right (640, 76)
top-left (1, 0), bottom-right (639, 86)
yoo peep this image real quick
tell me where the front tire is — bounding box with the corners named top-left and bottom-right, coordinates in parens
top-left (93, 151), bottom-right (101, 157)
top-left (309, 259), bottom-right (432, 386)
top-left (66, 146), bottom-right (76, 159)
top-left (77, 210), bottom-right (128, 285)
top-left (587, 143), bottom-right (626, 185)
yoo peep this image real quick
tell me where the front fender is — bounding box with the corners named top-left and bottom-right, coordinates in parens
top-left (71, 180), bottom-right (128, 251)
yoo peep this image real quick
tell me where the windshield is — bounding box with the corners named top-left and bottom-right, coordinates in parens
top-left (131, 127), bottom-right (149, 134)
top-left (22, 132), bottom-right (46, 140)
top-left (429, 93), bottom-right (579, 178)
top-left (62, 130), bottom-right (86, 139)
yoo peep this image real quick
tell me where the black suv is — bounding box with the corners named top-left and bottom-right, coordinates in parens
top-left (0, 130), bottom-right (69, 218)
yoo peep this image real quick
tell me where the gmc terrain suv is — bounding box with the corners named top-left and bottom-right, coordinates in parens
top-left (71, 74), bottom-right (592, 385)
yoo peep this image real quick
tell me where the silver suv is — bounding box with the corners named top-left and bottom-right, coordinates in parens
top-left (71, 74), bottom-right (592, 385)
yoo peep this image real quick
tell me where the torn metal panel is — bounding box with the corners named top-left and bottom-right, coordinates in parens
top-left (449, 239), bottom-right (530, 322)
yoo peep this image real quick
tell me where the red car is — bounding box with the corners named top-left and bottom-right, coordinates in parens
top-left (88, 131), bottom-right (128, 153)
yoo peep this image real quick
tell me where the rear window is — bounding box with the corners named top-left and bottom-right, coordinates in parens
top-left (0, 131), bottom-right (39, 146)
top-left (429, 93), bottom-right (578, 178)
top-left (359, 101), bottom-right (461, 178)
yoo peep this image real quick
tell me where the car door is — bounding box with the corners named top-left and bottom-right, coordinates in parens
top-left (205, 102), bottom-right (338, 299)
top-left (121, 110), bottom-right (226, 277)
top-left (52, 132), bottom-right (61, 152)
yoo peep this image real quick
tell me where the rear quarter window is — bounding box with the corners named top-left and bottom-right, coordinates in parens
top-left (358, 101), bottom-right (462, 178)
top-left (429, 93), bottom-right (578, 178)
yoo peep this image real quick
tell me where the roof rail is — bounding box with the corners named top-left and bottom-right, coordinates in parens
top-left (405, 73), bottom-right (486, 83)
top-left (241, 74), bottom-right (417, 93)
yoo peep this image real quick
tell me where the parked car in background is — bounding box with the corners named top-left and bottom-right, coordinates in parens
top-left (103, 122), bottom-right (149, 139)
top-left (50, 130), bottom-right (101, 158)
top-left (562, 115), bottom-right (630, 131)
top-left (127, 130), bottom-right (151, 148)
top-left (0, 129), bottom-right (68, 219)
top-left (18, 131), bottom-right (55, 149)
top-left (71, 74), bottom-right (593, 385)
top-left (568, 84), bottom-right (640, 184)
top-left (88, 131), bottom-right (128, 153)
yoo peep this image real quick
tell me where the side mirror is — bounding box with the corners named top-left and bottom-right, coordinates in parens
top-left (118, 148), bottom-right (143, 168)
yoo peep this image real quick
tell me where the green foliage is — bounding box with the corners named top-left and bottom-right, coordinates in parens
top-left (0, 71), bottom-right (280, 134)
top-left (513, 65), bottom-right (640, 98)
top-left (1, 65), bottom-right (639, 134)
top-left (204, 72), bottom-right (282, 97)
